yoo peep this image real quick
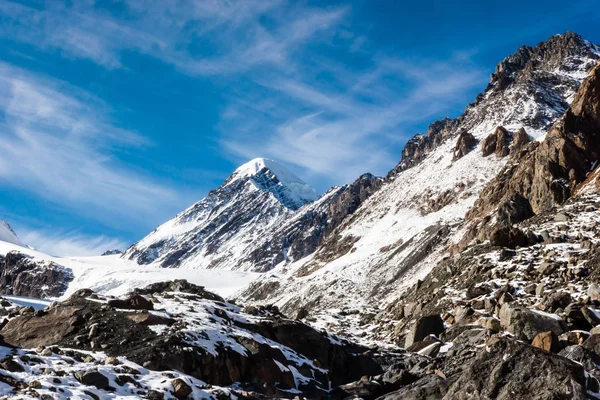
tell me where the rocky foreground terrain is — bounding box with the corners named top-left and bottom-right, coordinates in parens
top-left (3, 32), bottom-right (600, 399)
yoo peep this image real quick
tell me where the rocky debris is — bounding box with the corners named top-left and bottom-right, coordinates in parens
top-left (467, 59), bottom-right (600, 232)
top-left (481, 126), bottom-right (511, 157)
top-left (0, 251), bottom-right (73, 298)
top-left (0, 280), bottom-right (383, 398)
top-left (133, 279), bottom-right (224, 301)
top-left (452, 131), bottom-right (476, 160)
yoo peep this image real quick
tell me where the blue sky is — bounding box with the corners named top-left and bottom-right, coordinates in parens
top-left (0, 0), bottom-right (598, 256)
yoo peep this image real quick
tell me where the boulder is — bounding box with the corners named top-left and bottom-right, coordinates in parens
top-left (489, 226), bottom-right (528, 249)
top-left (581, 306), bottom-right (600, 327)
top-left (74, 370), bottom-right (110, 390)
top-left (559, 345), bottom-right (600, 372)
top-left (126, 312), bottom-right (175, 326)
top-left (499, 303), bottom-right (566, 341)
top-left (444, 338), bottom-right (590, 399)
top-left (0, 306), bottom-right (82, 348)
top-left (543, 291), bottom-right (571, 312)
top-left (171, 378), bottom-right (193, 399)
top-left (404, 315), bottom-right (445, 348)
top-left (0, 356), bottom-right (24, 372)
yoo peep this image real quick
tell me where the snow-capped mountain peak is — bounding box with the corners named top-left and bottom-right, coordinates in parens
top-left (227, 158), bottom-right (318, 210)
top-left (0, 220), bottom-right (23, 247)
top-left (123, 158), bottom-right (319, 270)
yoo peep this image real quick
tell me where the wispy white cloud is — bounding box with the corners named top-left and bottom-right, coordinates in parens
top-left (0, 0), bottom-right (490, 190)
top-left (220, 52), bottom-right (488, 184)
top-left (19, 229), bottom-right (127, 257)
top-left (0, 62), bottom-right (183, 225)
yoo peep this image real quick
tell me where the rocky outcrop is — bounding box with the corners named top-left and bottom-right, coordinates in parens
top-left (245, 173), bottom-right (383, 270)
top-left (397, 118), bottom-right (457, 170)
top-left (0, 280), bottom-right (381, 398)
top-left (481, 126), bottom-right (511, 157)
top-left (452, 131), bottom-right (476, 160)
top-left (511, 127), bottom-right (531, 151)
top-left (0, 251), bottom-right (72, 298)
top-left (443, 338), bottom-right (591, 399)
top-left (464, 60), bottom-right (600, 245)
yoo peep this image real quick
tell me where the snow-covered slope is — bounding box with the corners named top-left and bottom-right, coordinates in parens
top-left (237, 32), bottom-right (600, 318)
top-left (0, 239), bottom-right (258, 299)
top-left (0, 220), bottom-right (23, 247)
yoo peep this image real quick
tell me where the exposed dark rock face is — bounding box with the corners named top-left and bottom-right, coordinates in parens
top-left (397, 118), bottom-right (457, 169)
top-left (0, 251), bottom-right (72, 298)
top-left (391, 32), bottom-right (598, 179)
top-left (101, 249), bottom-right (122, 256)
top-left (452, 131), bottom-right (476, 160)
top-left (404, 315), bottom-right (445, 348)
top-left (125, 163), bottom-right (382, 273)
top-left (496, 192), bottom-right (535, 226)
top-left (481, 126), bottom-right (511, 157)
top-left (444, 338), bottom-right (591, 399)
top-left (511, 127), bottom-right (531, 151)
top-left (245, 173), bottom-right (383, 270)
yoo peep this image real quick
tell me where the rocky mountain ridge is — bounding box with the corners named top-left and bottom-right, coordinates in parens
top-left (236, 32), bottom-right (600, 321)
top-left (124, 158), bottom-right (384, 272)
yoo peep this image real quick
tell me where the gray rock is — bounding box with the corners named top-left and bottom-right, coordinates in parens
top-left (74, 370), bottom-right (110, 390)
top-left (499, 303), bottom-right (566, 341)
top-left (444, 338), bottom-right (590, 399)
top-left (559, 345), bottom-right (600, 372)
top-left (404, 315), bottom-right (445, 348)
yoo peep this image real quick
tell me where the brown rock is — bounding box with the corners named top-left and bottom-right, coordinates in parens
top-left (108, 294), bottom-right (154, 310)
top-left (453, 131), bottom-right (476, 160)
top-left (171, 378), bottom-right (193, 399)
top-left (0, 306), bottom-right (81, 348)
top-left (511, 127), bottom-right (531, 152)
top-left (481, 126), bottom-right (511, 157)
top-left (532, 331), bottom-right (560, 353)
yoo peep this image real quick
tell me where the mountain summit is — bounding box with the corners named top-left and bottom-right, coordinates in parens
top-left (226, 158), bottom-right (318, 210)
top-left (123, 158), bottom-right (318, 269)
